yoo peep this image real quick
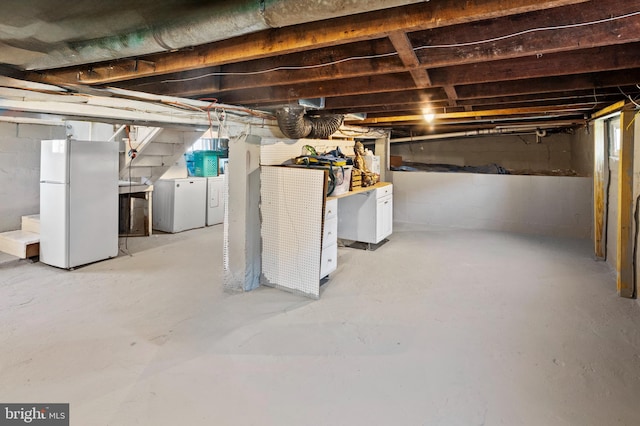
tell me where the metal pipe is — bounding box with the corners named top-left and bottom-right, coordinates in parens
top-left (390, 127), bottom-right (546, 143)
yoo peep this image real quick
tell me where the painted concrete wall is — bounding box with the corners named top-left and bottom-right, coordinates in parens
top-left (224, 133), bottom-right (262, 292)
top-left (0, 123), bottom-right (66, 232)
top-left (391, 171), bottom-right (592, 238)
top-left (571, 126), bottom-right (593, 177)
top-left (391, 133), bottom-right (573, 172)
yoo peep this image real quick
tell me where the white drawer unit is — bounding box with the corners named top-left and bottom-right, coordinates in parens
top-left (320, 242), bottom-right (337, 278)
top-left (338, 183), bottom-right (393, 245)
top-left (322, 217), bottom-right (337, 248)
top-left (325, 197), bottom-right (337, 220)
top-left (321, 198), bottom-right (338, 277)
top-left (261, 166), bottom-right (338, 299)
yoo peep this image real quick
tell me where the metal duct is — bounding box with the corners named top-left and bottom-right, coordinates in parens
top-left (275, 104), bottom-right (343, 139)
top-left (15, 0), bottom-right (427, 70)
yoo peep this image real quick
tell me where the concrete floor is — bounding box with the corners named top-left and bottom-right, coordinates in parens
top-left (1, 225), bottom-right (640, 425)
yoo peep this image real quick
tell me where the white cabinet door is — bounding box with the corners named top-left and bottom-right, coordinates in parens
top-left (207, 176), bottom-right (224, 225)
top-left (376, 194), bottom-right (393, 242)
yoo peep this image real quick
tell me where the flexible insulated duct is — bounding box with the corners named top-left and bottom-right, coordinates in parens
top-left (276, 104), bottom-right (343, 139)
top-left (17, 0), bottom-right (427, 70)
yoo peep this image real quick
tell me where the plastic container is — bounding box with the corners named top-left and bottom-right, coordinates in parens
top-left (193, 150), bottom-right (219, 177)
top-left (184, 152), bottom-right (196, 176)
top-left (330, 165), bottom-right (352, 196)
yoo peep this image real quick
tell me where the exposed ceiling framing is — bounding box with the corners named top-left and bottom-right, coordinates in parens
top-left (0, 0), bottom-right (638, 137)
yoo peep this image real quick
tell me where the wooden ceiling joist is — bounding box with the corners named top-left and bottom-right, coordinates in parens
top-left (114, 4), bottom-right (640, 100)
top-left (349, 104), bottom-right (595, 125)
top-left (429, 43), bottom-right (640, 87)
top-left (30, 0), bottom-right (590, 86)
top-left (387, 31), bottom-right (431, 88)
top-left (219, 72), bottom-right (417, 105)
top-left (455, 68), bottom-right (640, 99)
top-left (409, 1), bottom-right (640, 69)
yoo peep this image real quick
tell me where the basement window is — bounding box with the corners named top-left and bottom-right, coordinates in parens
top-left (608, 116), bottom-right (621, 159)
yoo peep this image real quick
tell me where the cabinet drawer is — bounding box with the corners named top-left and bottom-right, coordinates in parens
top-left (325, 198), bottom-right (338, 220)
top-left (375, 184), bottom-right (393, 199)
top-left (323, 216), bottom-right (338, 248)
top-left (320, 243), bottom-right (337, 278)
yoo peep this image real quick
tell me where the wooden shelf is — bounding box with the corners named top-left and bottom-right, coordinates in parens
top-left (328, 181), bottom-right (392, 200)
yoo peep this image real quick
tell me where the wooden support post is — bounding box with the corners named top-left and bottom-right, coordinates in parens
top-left (375, 133), bottom-right (390, 183)
top-left (616, 108), bottom-right (636, 298)
top-left (593, 120), bottom-right (607, 259)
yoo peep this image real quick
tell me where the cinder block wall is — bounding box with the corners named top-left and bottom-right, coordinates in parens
top-left (0, 123), bottom-right (66, 232)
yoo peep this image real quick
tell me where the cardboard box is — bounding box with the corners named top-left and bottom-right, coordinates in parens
top-left (390, 155), bottom-right (403, 167)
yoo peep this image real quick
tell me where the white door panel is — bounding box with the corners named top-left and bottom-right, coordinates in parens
top-left (39, 182), bottom-right (69, 268)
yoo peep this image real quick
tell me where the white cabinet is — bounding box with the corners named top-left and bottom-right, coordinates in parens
top-left (321, 198), bottom-right (338, 278)
top-left (261, 166), bottom-right (335, 299)
top-left (337, 183), bottom-right (393, 244)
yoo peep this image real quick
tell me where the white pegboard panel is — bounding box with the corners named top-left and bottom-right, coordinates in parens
top-left (261, 166), bottom-right (326, 298)
top-left (222, 171), bottom-right (229, 272)
top-left (260, 138), bottom-right (356, 166)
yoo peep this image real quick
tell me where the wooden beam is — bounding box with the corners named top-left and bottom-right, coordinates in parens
top-left (429, 43), bottom-right (640, 87)
top-left (114, 1), bottom-right (640, 99)
top-left (219, 73), bottom-right (416, 105)
top-left (218, 43), bottom-right (639, 106)
top-left (411, 1), bottom-right (640, 69)
top-left (591, 100), bottom-right (626, 120)
top-left (388, 31), bottom-right (431, 88)
top-left (349, 105), bottom-right (594, 125)
top-left (322, 88), bottom-right (621, 115)
top-left (31, 0), bottom-right (590, 85)
top-left (617, 107), bottom-right (637, 298)
top-left (456, 69), bottom-right (640, 99)
top-left (138, 39), bottom-right (403, 97)
top-left (103, 2), bottom-right (640, 100)
top-left (460, 90), bottom-right (623, 108)
top-left (325, 89), bottom-right (446, 110)
top-left (443, 86), bottom-right (458, 107)
top-left (328, 102), bottom-right (451, 116)
top-left (593, 119), bottom-right (607, 259)
top-left (209, 43), bottom-right (640, 104)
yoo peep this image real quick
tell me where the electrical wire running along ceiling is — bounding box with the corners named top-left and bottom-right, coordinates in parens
top-left (1, 0), bottom-right (639, 138)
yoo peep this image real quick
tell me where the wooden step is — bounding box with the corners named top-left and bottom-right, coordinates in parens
top-left (0, 230), bottom-right (40, 259)
top-left (21, 214), bottom-right (40, 234)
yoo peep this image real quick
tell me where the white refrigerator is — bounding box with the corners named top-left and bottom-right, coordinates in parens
top-left (40, 139), bottom-right (119, 269)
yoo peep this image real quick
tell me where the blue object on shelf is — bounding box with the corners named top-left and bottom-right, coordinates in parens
top-left (184, 152), bottom-right (196, 176)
